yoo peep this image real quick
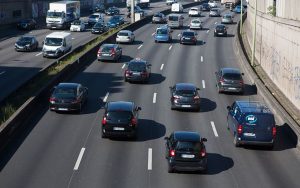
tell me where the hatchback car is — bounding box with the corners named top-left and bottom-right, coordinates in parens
top-left (101, 101), bottom-right (141, 139)
top-left (97, 44), bottom-right (122, 62)
top-left (152, 12), bottom-right (167, 24)
top-left (88, 13), bottom-right (104, 26)
top-left (124, 58), bottom-right (151, 83)
top-left (221, 14), bottom-right (234, 24)
top-left (154, 25), bottom-right (172, 43)
top-left (49, 83), bottom-right (88, 113)
top-left (17, 18), bottom-right (37, 30)
top-left (107, 15), bottom-right (124, 28)
top-left (165, 131), bottom-right (207, 173)
top-left (91, 22), bottom-right (109, 34)
top-left (234, 5), bottom-right (245, 13)
top-left (70, 20), bottom-right (85, 32)
top-left (15, 35), bottom-right (38, 52)
top-left (209, 8), bottom-right (221, 17)
top-left (227, 101), bottom-right (276, 148)
top-left (116, 30), bottom-right (135, 43)
top-left (179, 30), bottom-right (198, 45)
top-left (170, 83), bottom-right (201, 111)
top-left (188, 7), bottom-right (201, 17)
top-left (214, 24), bottom-right (227, 37)
top-left (190, 18), bottom-right (203, 30)
top-left (105, 6), bottom-right (120, 15)
top-left (215, 68), bottom-right (244, 94)
top-left (202, 3), bottom-right (210, 11)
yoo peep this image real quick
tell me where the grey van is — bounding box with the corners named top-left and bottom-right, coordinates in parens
top-left (168, 14), bottom-right (184, 29)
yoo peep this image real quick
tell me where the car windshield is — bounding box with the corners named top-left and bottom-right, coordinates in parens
top-left (168, 16), bottom-right (178, 21)
top-left (54, 88), bottom-right (76, 98)
top-left (118, 32), bottom-right (129, 36)
top-left (183, 32), bottom-right (195, 37)
top-left (192, 20), bottom-right (200, 23)
top-left (175, 89), bottom-right (196, 96)
top-left (211, 9), bottom-right (218, 12)
top-left (216, 25), bottom-right (225, 29)
top-left (45, 37), bottom-right (63, 46)
top-left (157, 29), bottom-right (167, 35)
top-left (90, 15), bottom-right (99, 19)
top-left (224, 15), bottom-right (232, 18)
top-left (176, 141), bottom-right (201, 152)
top-left (223, 73), bottom-right (242, 80)
top-left (128, 62), bottom-right (146, 71)
top-left (101, 46), bottom-right (113, 52)
top-left (47, 11), bottom-right (63, 18)
top-left (107, 111), bottom-right (132, 121)
top-left (191, 8), bottom-right (198, 11)
top-left (19, 37), bottom-right (32, 42)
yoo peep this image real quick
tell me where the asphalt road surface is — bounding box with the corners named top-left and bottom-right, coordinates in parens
top-left (0, 2), bottom-right (300, 188)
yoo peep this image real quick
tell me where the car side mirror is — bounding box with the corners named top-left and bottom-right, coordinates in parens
top-left (42, 41), bottom-right (44, 45)
top-left (201, 138), bottom-right (207, 142)
top-left (196, 88), bottom-right (200, 90)
top-left (227, 106), bottom-right (231, 111)
top-left (148, 64), bottom-right (152, 67)
top-left (136, 106), bottom-right (142, 111)
top-left (241, 73), bottom-right (244, 76)
top-left (164, 136), bottom-right (169, 140)
top-left (169, 86), bottom-right (173, 90)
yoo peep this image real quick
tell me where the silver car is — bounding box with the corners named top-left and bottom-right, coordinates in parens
top-left (221, 14), bottom-right (234, 24)
top-left (116, 30), bottom-right (135, 43)
top-left (190, 18), bottom-right (203, 30)
top-left (209, 8), bottom-right (221, 17)
top-left (97, 44), bottom-right (122, 62)
top-left (152, 13), bottom-right (167, 23)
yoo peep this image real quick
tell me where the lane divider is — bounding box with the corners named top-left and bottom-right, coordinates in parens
top-left (201, 56), bottom-right (203, 62)
top-left (160, 64), bottom-right (164, 71)
top-left (210, 121), bottom-right (219, 137)
top-left (148, 148), bottom-right (152, 170)
top-left (215, 22), bottom-right (217, 25)
top-left (153, 93), bottom-right (157, 103)
top-left (202, 80), bottom-right (206, 89)
top-left (74, 148), bottom-right (85, 170)
top-left (138, 45), bottom-right (143, 50)
top-left (103, 92), bottom-right (109, 102)
top-left (168, 45), bottom-right (172, 50)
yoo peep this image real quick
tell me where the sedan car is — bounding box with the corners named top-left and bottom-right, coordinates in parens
top-left (88, 13), bottom-right (104, 26)
top-left (127, 6), bottom-right (146, 18)
top-left (91, 22), bottom-right (109, 34)
top-left (170, 83), bottom-right (201, 111)
top-left (234, 5), bottom-right (245, 13)
top-left (15, 35), bottom-right (38, 52)
top-left (101, 101), bottom-right (141, 139)
top-left (190, 18), bottom-right (203, 30)
top-left (124, 58), bottom-right (151, 83)
top-left (97, 44), bottom-right (122, 62)
top-left (214, 24), bottom-right (227, 37)
top-left (209, 8), bottom-right (221, 17)
top-left (188, 7), bottom-right (201, 17)
top-left (179, 30), bottom-right (198, 45)
top-left (165, 131), bottom-right (208, 173)
top-left (107, 15), bottom-right (124, 28)
top-left (116, 30), bottom-right (135, 43)
top-left (221, 14), bottom-right (234, 24)
top-left (152, 12), bottom-right (167, 23)
top-left (49, 83), bottom-right (88, 113)
top-left (17, 18), bottom-right (37, 30)
top-left (105, 6), bottom-right (120, 16)
top-left (154, 25), bottom-right (172, 43)
top-left (202, 3), bottom-right (210, 11)
top-left (70, 20), bottom-right (85, 32)
top-left (215, 68), bottom-right (244, 94)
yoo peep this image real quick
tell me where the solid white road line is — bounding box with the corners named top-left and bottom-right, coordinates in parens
top-left (148, 148), bottom-right (152, 170)
top-left (35, 52), bottom-right (43, 56)
top-left (177, 34), bottom-right (180, 37)
top-left (121, 64), bottom-right (126, 69)
top-left (74, 148), bottom-right (85, 170)
top-left (210, 121), bottom-right (219, 137)
top-left (103, 92), bottom-right (109, 102)
top-left (160, 64), bottom-right (164, 70)
top-left (201, 56), bottom-right (203, 62)
top-left (202, 80), bottom-right (206, 89)
top-left (138, 45), bottom-right (143, 50)
top-left (152, 32), bottom-right (155, 36)
top-left (0, 71), bottom-right (5, 75)
top-left (206, 30), bottom-right (210, 33)
top-left (169, 45), bottom-right (172, 50)
top-left (153, 93), bottom-right (157, 103)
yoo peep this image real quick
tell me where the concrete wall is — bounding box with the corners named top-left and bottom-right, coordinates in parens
top-left (276, 0), bottom-right (300, 21)
top-left (244, 1), bottom-right (300, 110)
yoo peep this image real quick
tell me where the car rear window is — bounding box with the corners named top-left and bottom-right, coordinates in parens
top-left (223, 73), bottom-right (242, 80)
top-left (169, 16), bottom-right (178, 21)
top-left (128, 62), bottom-right (146, 71)
top-left (176, 141), bottom-right (201, 152)
top-left (101, 46), bottom-right (113, 52)
top-left (175, 90), bottom-right (196, 96)
top-left (54, 88), bottom-right (76, 98)
top-left (192, 20), bottom-right (200, 23)
top-left (183, 32), bottom-right (195, 37)
top-left (154, 14), bottom-right (162, 18)
top-left (156, 29), bottom-right (167, 35)
top-left (118, 32), bottom-right (129, 36)
top-left (107, 111), bottom-right (132, 121)
top-left (224, 15), bottom-right (232, 18)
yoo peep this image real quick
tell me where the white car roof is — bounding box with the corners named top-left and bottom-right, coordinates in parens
top-left (46, 32), bottom-right (71, 38)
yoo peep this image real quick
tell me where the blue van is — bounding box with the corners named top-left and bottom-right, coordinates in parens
top-left (226, 101), bottom-right (276, 148)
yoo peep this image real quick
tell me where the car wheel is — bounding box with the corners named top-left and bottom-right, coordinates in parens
top-left (77, 103), bottom-right (82, 114)
top-left (233, 134), bottom-right (240, 147)
top-left (168, 164), bottom-right (174, 173)
top-left (155, 40), bottom-right (157, 43)
top-left (101, 129), bottom-right (107, 138)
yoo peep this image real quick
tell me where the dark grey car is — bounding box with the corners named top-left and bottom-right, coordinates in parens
top-left (179, 30), bottom-right (198, 45)
top-left (170, 83), bottom-right (201, 111)
top-left (124, 58), bottom-right (151, 83)
top-left (97, 44), bottom-right (122, 62)
top-left (15, 35), bottom-right (38, 52)
top-left (215, 68), bottom-right (244, 94)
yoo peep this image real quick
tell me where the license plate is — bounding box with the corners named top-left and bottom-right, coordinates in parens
top-left (185, 38), bottom-right (191, 40)
top-left (133, 72), bottom-right (141, 76)
top-left (181, 154), bottom-right (195, 158)
top-left (244, 133), bottom-right (256, 137)
top-left (218, 33), bottom-right (223, 35)
top-left (102, 53), bottom-right (110, 56)
top-left (95, 31), bottom-right (99, 33)
top-left (58, 108), bottom-right (68, 111)
top-left (113, 127), bottom-right (125, 131)
top-left (181, 105), bottom-right (191, 107)
top-left (228, 87), bottom-right (236, 90)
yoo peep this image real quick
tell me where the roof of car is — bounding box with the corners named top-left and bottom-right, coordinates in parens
top-left (21, 35), bottom-right (35, 38)
top-left (221, 68), bottom-right (241, 74)
top-left (101, 43), bottom-right (118, 48)
top-left (235, 101), bottom-right (273, 114)
top-left (57, 83), bottom-right (80, 88)
top-left (174, 131), bottom-right (201, 142)
top-left (175, 83), bottom-right (197, 90)
top-left (129, 58), bottom-right (147, 64)
top-left (107, 101), bottom-right (134, 111)
top-left (119, 30), bottom-right (132, 33)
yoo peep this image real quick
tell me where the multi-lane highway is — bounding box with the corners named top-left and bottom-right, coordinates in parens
top-left (0, 2), bottom-right (300, 188)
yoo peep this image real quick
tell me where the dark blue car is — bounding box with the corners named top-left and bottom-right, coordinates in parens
top-left (227, 101), bottom-right (276, 149)
top-left (107, 15), bottom-right (124, 28)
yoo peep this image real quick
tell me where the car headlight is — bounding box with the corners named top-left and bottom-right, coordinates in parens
top-left (26, 44), bottom-right (30, 47)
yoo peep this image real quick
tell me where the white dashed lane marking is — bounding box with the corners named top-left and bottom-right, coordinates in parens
top-left (215, 22), bottom-right (217, 24)
top-left (160, 64), bottom-right (164, 70)
top-left (201, 56), bottom-right (203, 62)
top-left (169, 45), bottom-right (172, 50)
top-left (153, 93), bottom-right (157, 103)
top-left (211, 121), bottom-right (219, 137)
top-left (103, 92), bottom-right (109, 102)
top-left (148, 148), bottom-right (152, 170)
top-left (35, 52), bottom-right (43, 56)
top-left (138, 45), bottom-right (143, 50)
top-left (202, 80), bottom-right (206, 89)
top-left (122, 64), bottom-right (126, 69)
top-left (206, 30), bottom-right (210, 33)
top-left (152, 32), bottom-right (155, 36)
top-left (74, 148), bottom-right (85, 170)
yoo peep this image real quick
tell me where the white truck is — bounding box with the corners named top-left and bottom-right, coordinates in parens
top-left (221, 0), bottom-right (239, 7)
top-left (127, 0), bottom-right (150, 8)
top-left (46, 1), bottom-right (80, 29)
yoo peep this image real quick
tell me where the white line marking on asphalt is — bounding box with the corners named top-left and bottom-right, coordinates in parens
top-left (103, 92), bottom-right (109, 102)
top-left (169, 45), bottom-right (172, 50)
top-left (201, 56), bottom-right (203, 62)
top-left (138, 44), bottom-right (143, 50)
top-left (72, 37), bottom-right (75, 40)
top-left (74, 148), bottom-right (85, 170)
top-left (215, 22), bottom-right (217, 24)
top-left (152, 32), bottom-right (155, 36)
top-left (206, 30), bottom-right (210, 33)
top-left (148, 148), bottom-right (152, 170)
top-left (211, 121), bottom-right (219, 137)
top-left (0, 71), bottom-right (5, 75)
top-left (35, 52), bottom-right (43, 56)
top-left (160, 64), bottom-right (164, 70)
top-left (178, 34), bottom-right (180, 37)
top-left (122, 64), bottom-right (126, 69)
top-left (202, 80), bottom-right (206, 89)
top-left (153, 93), bottom-right (157, 103)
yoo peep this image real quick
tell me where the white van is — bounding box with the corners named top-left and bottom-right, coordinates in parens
top-left (42, 32), bottom-right (72, 58)
top-left (171, 3), bottom-right (183, 13)
top-left (168, 14), bottom-right (184, 28)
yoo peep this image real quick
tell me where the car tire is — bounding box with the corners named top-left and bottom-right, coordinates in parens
top-left (168, 164), bottom-right (174, 173)
top-left (233, 135), bottom-right (240, 147)
top-left (101, 130), bottom-right (107, 138)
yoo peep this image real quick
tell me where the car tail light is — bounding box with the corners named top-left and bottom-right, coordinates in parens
top-left (130, 117), bottom-right (137, 127)
top-left (272, 126), bottom-right (277, 137)
top-left (220, 77), bottom-right (225, 84)
top-left (237, 124), bottom-right (243, 135)
top-left (102, 117), bottom-right (107, 125)
top-left (97, 49), bottom-right (102, 56)
top-left (141, 71), bottom-right (148, 77)
top-left (49, 97), bottom-right (56, 103)
top-left (110, 48), bottom-right (116, 56)
top-left (169, 149), bottom-right (175, 157)
top-left (172, 95), bottom-right (180, 100)
top-left (125, 70), bottom-right (132, 76)
top-left (239, 80), bottom-right (244, 85)
top-left (200, 148), bottom-right (206, 157)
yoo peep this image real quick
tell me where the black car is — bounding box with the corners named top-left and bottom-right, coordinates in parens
top-left (17, 18), bottom-right (37, 30)
top-left (91, 22), bottom-right (109, 34)
top-left (227, 101), bottom-right (276, 148)
top-left (165, 131), bottom-right (208, 173)
top-left (202, 3), bottom-right (210, 11)
top-left (105, 6), bottom-right (120, 15)
top-left (124, 58), bottom-right (151, 83)
top-left (179, 30), bottom-right (198, 45)
top-left (107, 15), bottom-right (124, 28)
top-left (49, 83), bottom-right (88, 113)
top-left (101, 101), bottom-right (141, 139)
top-left (214, 24), bottom-right (227, 37)
top-left (215, 68), bottom-right (244, 94)
top-left (170, 83), bottom-right (201, 111)
top-left (15, 35), bottom-right (38, 52)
